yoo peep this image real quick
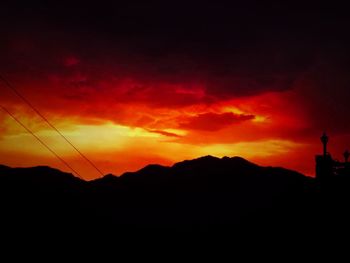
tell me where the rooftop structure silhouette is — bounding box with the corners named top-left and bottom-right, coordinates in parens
top-left (315, 132), bottom-right (350, 181)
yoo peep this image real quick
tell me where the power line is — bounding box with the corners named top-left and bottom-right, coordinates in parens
top-left (0, 74), bottom-right (104, 177)
top-left (0, 105), bottom-right (82, 178)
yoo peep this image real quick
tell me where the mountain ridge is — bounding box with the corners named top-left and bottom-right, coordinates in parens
top-left (0, 155), bottom-right (319, 231)
top-left (115, 155), bottom-right (305, 180)
top-left (0, 155), bottom-right (306, 183)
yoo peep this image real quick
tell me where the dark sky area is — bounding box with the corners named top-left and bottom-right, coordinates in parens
top-left (2, 1), bottom-right (349, 95)
top-left (1, 1), bottom-right (350, 178)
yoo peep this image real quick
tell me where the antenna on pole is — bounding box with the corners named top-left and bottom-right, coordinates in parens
top-left (320, 132), bottom-right (329, 157)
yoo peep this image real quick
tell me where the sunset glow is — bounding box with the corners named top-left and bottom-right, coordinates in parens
top-left (1, 2), bottom-right (349, 180)
top-left (0, 78), bottom-right (335, 179)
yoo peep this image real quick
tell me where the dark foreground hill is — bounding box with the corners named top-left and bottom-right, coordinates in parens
top-left (1, 156), bottom-right (350, 245)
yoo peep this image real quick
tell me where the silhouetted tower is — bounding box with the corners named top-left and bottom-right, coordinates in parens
top-left (321, 132), bottom-right (329, 156)
top-left (344, 150), bottom-right (350, 163)
top-left (315, 132), bottom-right (333, 182)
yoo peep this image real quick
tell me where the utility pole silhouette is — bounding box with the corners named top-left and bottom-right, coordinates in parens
top-left (315, 132), bottom-right (333, 182)
top-left (321, 132), bottom-right (329, 157)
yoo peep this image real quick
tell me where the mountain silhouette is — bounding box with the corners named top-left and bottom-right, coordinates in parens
top-left (1, 156), bottom-right (350, 243)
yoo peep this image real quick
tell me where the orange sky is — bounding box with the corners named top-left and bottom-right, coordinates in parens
top-left (1, 66), bottom-right (347, 180)
top-left (1, 3), bottom-right (350, 180)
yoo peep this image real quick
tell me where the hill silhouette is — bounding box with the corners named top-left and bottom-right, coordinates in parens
top-left (1, 156), bottom-right (350, 242)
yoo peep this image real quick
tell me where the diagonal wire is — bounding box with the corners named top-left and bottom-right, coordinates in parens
top-left (0, 105), bottom-right (82, 178)
top-left (0, 74), bottom-right (104, 177)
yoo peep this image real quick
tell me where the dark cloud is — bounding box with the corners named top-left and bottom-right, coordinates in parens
top-left (293, 55), bottom-right (350, 135)
top-left (179, 112), bottom-right (255, 131)
top-left (147, 129), bottom-right (181, 138)
top-left (1, 1), bottom-right (350, 139)
top-left (2, 1), bottom-right (349, 100)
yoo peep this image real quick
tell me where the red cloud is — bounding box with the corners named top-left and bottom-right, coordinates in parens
top-left (147, 129), bottom-right (182, 138)
top-left (63, 56), bottom-right (80, 67)
top-left (179, 112), bottom-right (255, 131)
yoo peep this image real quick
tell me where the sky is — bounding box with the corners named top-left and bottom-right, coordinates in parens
top-left (1, 1), bottom-right (350, 179)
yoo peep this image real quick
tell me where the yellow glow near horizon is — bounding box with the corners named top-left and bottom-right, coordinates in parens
top-left (0, 121), bottom-right (163, 155)
top-left (0, 91), bottom-right (310, 180)
top-left (0, 113), bottom-right (304, 179)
